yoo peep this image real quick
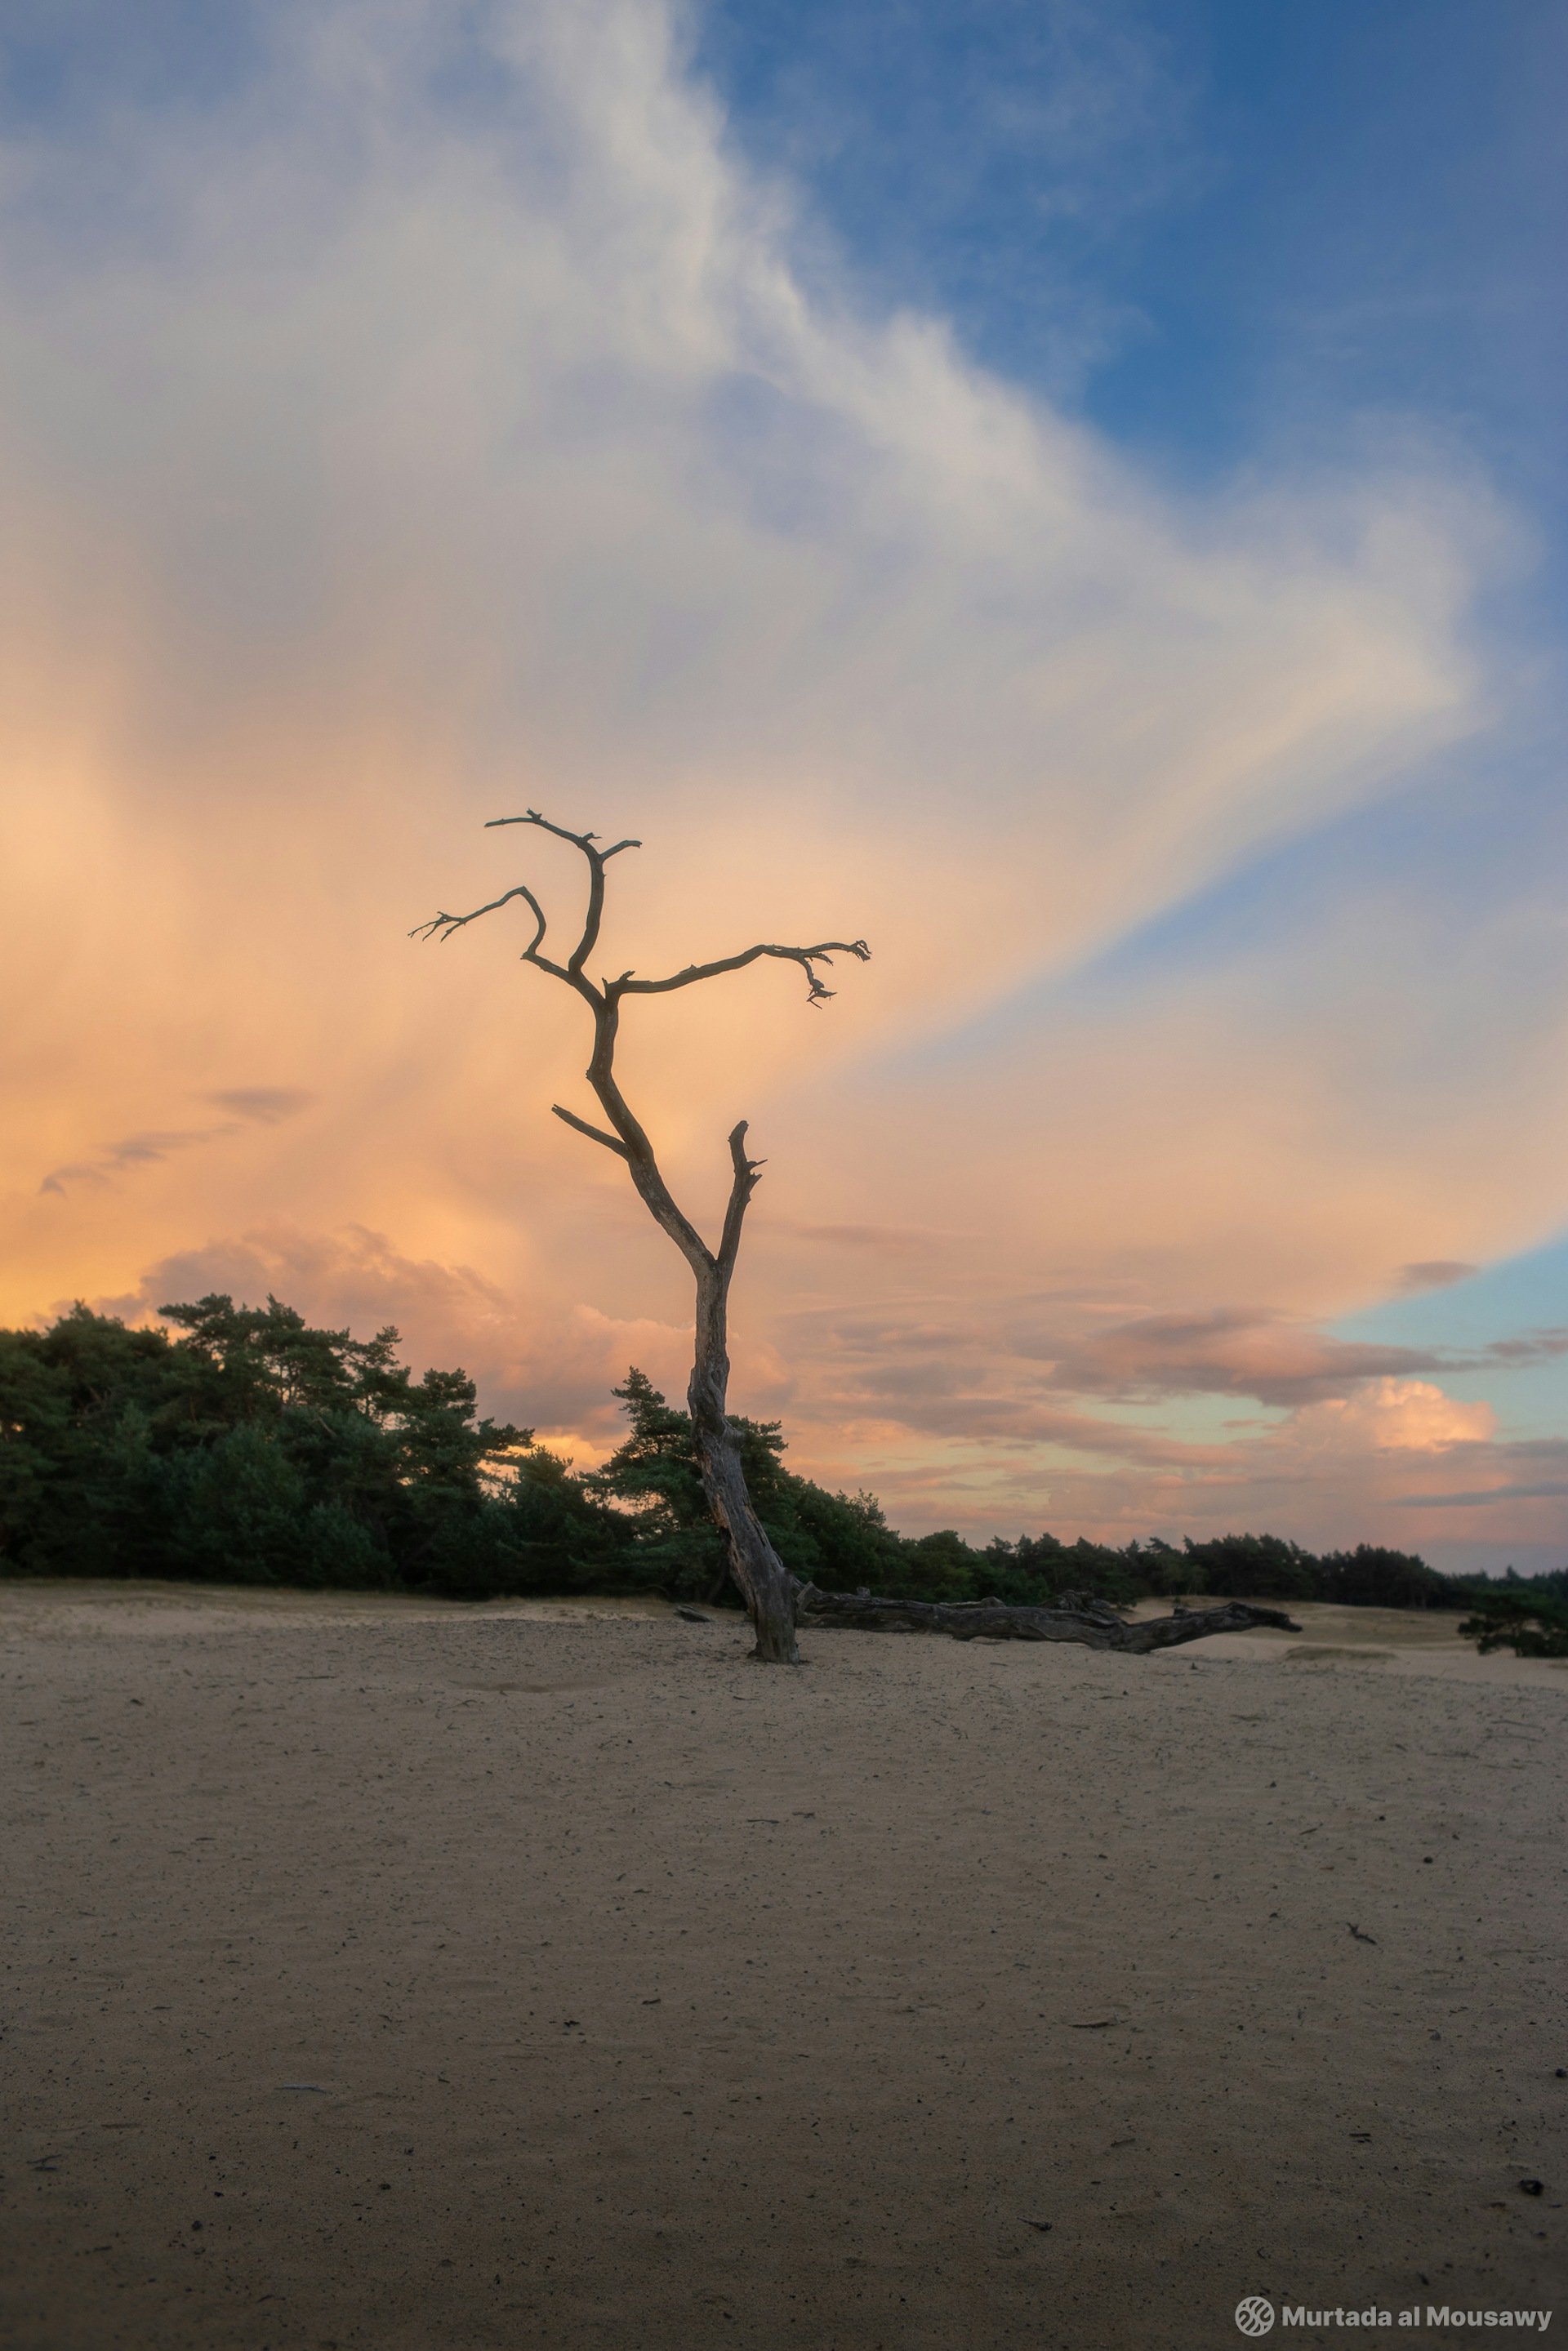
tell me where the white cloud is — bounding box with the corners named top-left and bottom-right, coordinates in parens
top-left (1285, 1377), bottom-right (1496, 1455)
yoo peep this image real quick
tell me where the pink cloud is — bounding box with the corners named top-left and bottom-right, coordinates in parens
top-left (1025, 1307), bottom-right (1448, 1406)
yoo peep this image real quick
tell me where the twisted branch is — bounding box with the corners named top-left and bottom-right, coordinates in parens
top-left (410, 882), bottom-right (550, 963)
top-left (483, 811), bottom-right (640, 981)
top-left (619, 939), bottom-right (871, 1007)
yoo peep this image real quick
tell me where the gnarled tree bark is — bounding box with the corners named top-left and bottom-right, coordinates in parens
top-left (795, 1587), bottom-right (1301, 1651)
top-left (416, 811), bottom-right (868, 1664)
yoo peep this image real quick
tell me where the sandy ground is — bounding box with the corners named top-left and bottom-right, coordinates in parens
top-left (2, 1582), bottom-right (1565, 2350)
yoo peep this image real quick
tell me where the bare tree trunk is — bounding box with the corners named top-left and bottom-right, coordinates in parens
top-left (615, 1107), bottom-right (801, 1663)
top-left (690, 1263), bottom-right (800, 1663)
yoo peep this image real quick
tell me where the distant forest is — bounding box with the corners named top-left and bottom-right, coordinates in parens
top-left (3, 1301), bottom-right (1566, 1645)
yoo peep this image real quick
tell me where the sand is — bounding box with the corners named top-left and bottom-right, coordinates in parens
top-left (3, 1580), bottom-right (1565, 2350)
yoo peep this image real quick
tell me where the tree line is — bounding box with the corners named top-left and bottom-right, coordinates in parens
top-left (1, 1299), bottom-right (1563, 1653)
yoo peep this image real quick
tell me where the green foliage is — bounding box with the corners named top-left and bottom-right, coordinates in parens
top-left (1490, 1563), bottom-right (1568, 1605)
top-left (581, 1369), bottom-right (732, 1598)
top-left (1179, 1532), bottom-right (1321, 1601)
top-left (1316, 1543), bottom-right (1455, 1610)
top-left (0, 1296), bottom-right (537, 1593)
top-left (584, 1369), bottom-right (907, 1601)
top-left (3, 1310), bottom-right (1562, 1633)
top-left (503, 1445), bottom-right (633, 1598)
top-left (1457, 1589), bottom-right (1568, 1659)
top-left (987, 1533), bottom-right (1147, 1608)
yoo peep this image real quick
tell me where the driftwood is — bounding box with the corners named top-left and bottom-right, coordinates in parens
top-left (795, 1586), bottom-right (1300, 1652)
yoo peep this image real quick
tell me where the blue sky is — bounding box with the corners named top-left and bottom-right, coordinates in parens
top-left (1334, 1238), bottom-right (1568, 1441)
top-left (5, 0), bottom-right (1560, 563)
top-left (699, 0), bottom-right (1565, 537)
top-left (5, 0), bottom-right (1560, 509)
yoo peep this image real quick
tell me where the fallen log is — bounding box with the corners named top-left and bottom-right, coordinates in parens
top-left (795, 1585), bottom-right (1299, 1652)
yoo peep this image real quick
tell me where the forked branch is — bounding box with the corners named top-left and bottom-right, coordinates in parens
top-left (485, 810), bottom-right (642, 863)
top-left (485, 811), bottom-right (640, 979)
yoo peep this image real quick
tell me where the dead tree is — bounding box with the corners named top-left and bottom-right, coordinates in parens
top-left (795, 1587), bottom-right (1301, 1650)
top-left (415, 811), bottom-right (869, 1663)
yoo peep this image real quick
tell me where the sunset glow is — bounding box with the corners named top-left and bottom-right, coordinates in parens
top-left (2, 0), bottom-right (1563, 1571)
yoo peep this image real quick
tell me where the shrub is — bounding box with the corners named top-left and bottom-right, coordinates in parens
top-left (1457, 1590), bottom-right (1568, 1659)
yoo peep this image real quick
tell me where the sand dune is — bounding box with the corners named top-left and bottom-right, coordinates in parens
top-left (3, 1581), bottom-right (1564, 2349)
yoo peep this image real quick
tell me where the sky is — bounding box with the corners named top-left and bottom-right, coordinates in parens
top-left (1, 0), bottom-right (1565, 1572)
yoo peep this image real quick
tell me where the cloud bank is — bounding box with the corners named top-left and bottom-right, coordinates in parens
top-left (0, 0), bottom-right (1561, 1566)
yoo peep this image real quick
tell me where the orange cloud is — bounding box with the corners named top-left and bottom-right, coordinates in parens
top-left (0, 0), bottom-right (1560, 1569)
